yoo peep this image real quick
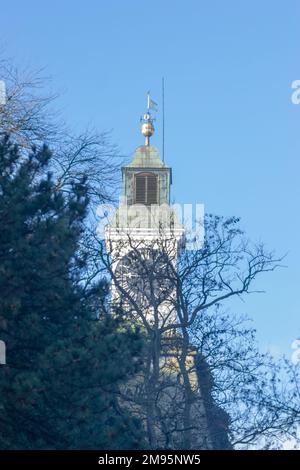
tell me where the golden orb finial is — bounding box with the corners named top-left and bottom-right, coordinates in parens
top-left (141, 112), bottom-right (154, 146)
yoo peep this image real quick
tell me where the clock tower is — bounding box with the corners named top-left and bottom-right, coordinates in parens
top-left (105, 108), bottom-right (185, 327)
top-left (104, 101), bottom-right (230, 450)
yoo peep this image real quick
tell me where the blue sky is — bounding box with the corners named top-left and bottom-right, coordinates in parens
top-left (1, 0), bottom-right (299, 357)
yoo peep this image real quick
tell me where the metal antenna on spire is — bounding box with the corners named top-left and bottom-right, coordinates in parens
top-left (162, 77), bottom-right (165, 162)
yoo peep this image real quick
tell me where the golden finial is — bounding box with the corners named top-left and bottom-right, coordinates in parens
top-left (141, 112), bottom-right (154, 146)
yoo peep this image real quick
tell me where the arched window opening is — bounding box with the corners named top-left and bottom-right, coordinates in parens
top-left (135, 173), bottom-right (158, 205)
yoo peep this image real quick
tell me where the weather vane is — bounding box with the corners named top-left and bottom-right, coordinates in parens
top-left (140, 91), bottom-right (158, 146)
top-left (147, 91), bottom-right (158, 113)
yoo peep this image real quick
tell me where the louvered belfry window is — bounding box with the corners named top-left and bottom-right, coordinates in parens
top-left (135, 173), bottom-right (158, 205)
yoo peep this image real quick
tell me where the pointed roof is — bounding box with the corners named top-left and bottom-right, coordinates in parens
top-left (126, 145), bottom-right (166, 169)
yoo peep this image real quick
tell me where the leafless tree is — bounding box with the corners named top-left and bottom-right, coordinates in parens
top-left (0, 58), bottom-right (121, 207)
top-left (94, 212), bottom-right (300, 449)
top-left (190, 307), bottom-right (300, 449)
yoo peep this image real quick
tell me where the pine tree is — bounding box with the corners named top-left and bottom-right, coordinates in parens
top-left (0, 135), bottom-right (144, 449)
